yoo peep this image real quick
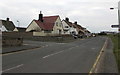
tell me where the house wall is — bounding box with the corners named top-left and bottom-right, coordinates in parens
top-left (62, 21), bottom-right (70, 34)
top-left (62, 20), bottom-right (78, 35)
top-left (76, 28), bottom-right (85, 35)
top-left (2, 26), bottom-right (8, 32)
top-left (69, 27), bottom-right (78, 34)
top-left (26, 20), bottom-right (41, 32)
top-left (13, 27), bottom-right (18, 31)
top-left (33, 32), bottom-right (58, 36)
top-left (52, 17), bottom-right (64, 35)
top-left (0, 20), bottom-right (7, 31)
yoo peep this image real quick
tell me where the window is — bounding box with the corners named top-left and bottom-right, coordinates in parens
top-left (56, 22), bottom-right (58, 26)
top-left (65, 26), bottom-right (69, 28)
top-left (44, 30), bottom-right (52, 33)
top-left (59, 23), bottom-right (62, 27)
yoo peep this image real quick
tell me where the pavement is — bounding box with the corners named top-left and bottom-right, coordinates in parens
top-left (1, 36), bottom-right (119, 74)
top-left (95, 38), bottom-right (118, 73)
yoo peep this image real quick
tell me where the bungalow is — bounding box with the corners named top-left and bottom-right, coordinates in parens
top-left (0, 18), bottom-right (18, 32)
top-left (26, 11), bottom-right (64, 36)
top-left (16, 27), bottom-right (26, 32)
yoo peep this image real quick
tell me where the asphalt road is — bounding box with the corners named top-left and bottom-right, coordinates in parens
top-left (1, 36), bottom-right (118, 73)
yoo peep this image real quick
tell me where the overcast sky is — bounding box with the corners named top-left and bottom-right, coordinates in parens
top-left (0, 0), bottom-right (119, 33)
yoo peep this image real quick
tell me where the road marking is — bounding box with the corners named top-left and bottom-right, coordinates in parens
top-left (43, 50), bottom-right (64, 58)
top-left (2, 64), bottom-right (23, 73)
top-left (69, 47), bottom-right (74, 50)
top-left (56, 43), bottom-right (66, 45)
top-left (89, 38), bottom-right (108, 75)
top-left (91, 48), bottom-right (95, 50)
top-left (43, 45), bottom-right (79, 59)
top-left (23, 44), bottom-right (29, 45)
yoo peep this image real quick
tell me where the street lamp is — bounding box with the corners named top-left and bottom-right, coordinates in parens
top-left (16, 20), bottom-right (21, 38)
top-left (17, 20), bottom-right (20, 28)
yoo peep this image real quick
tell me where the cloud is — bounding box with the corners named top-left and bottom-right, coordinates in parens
top-left (0, 0), bottom-right (119, 32)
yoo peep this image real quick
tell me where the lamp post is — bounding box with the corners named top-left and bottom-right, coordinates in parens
top-left (17, 20), bottom-right (20, 28)
top-left (17, 20), bottom-right (21, 37)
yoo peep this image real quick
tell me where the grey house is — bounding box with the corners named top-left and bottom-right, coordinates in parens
top-left (0, 18), bottom-right (17, 32)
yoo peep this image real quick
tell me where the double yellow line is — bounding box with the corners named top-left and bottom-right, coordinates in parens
top-left (89, 38), bottom-right (108, 75)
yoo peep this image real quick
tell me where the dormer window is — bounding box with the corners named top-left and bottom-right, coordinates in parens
top-left (65, 26), bottom-right (69, 28)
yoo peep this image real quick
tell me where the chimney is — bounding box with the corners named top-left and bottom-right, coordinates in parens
top-left (74, 21), bottom-right (77, 25)
top-left (39, 11), bottom-right (43, 22)
top-left (6, 18), bottom-right (9, 21)
top-left (65, 17), bottom-right (69, 22)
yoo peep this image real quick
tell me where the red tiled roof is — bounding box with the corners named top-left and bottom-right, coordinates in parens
top-left (35, 16), bottom-right (59, 30)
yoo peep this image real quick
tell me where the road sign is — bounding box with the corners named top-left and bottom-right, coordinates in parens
top-left (111, 25), bottom-right (119, 28)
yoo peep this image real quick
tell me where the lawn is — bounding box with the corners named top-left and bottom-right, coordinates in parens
top-left (108, 34), bottom-right (120, 72)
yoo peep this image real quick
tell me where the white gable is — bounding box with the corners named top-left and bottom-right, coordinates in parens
top-left (26, 20), bottom-right (41, 32)
top-left (2, 25), bottom-right (8, 31)
top-left (0, 20), bottom-right (2, 30)
top-left (13, 28), bottom-right (18, 31)
top-left (62, 20), bottom-right (70, 30)
top-left (0, 20), bottom-right (8, 32)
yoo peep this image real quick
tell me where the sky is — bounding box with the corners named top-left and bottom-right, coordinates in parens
top-left (0, 0), bottom-right (119, 33)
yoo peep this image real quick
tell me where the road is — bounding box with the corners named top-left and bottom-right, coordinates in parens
top-left (1, 36), bottom-right (118, 73)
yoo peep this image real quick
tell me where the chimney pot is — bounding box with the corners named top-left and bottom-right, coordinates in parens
top-left (74, 21), bottom-right (77, 25)
top-left (6, 18), bottom-right (9, 21)
top-left (65, 17), bottom-right (69, 22)
top-left (39, 11), bottom-right (43, 22)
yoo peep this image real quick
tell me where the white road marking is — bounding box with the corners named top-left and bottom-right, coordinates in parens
top-left (23, 44), bottom-right (29, 45)
top-left (2, 64), bottom-right (23, 72)
top-left (43, 46), bottom-right (80, 59)
top-left (75, 46), bottom-right (79, 47)
top-left (56, 43), bottom-right (66, 44)
top-left (42, 45), bottom-right (49, 48)
top-left (92, 48), bottom-right (95, 49)
top-left (43, 50), bottom-right (64, 58)
top-left (69, 47), bottom-right (74, 50)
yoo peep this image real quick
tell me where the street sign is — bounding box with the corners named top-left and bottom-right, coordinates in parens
top-left (111, 25), bottom-right (119, 28)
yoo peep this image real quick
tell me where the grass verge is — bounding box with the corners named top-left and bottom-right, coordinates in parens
top-left (108, 34), bottom-right (120, 72)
